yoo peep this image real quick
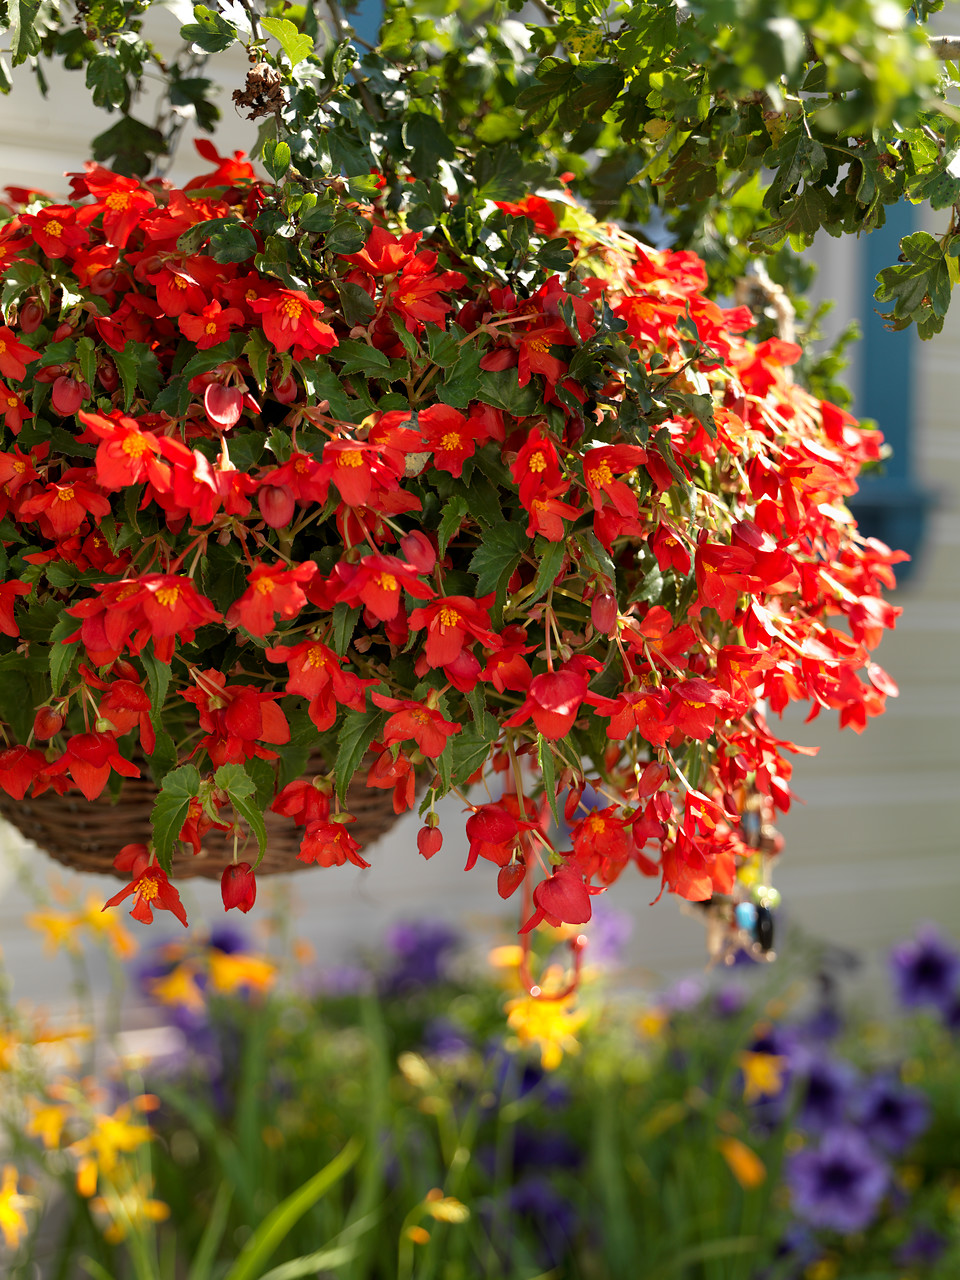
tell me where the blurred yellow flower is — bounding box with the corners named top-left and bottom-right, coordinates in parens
top-left (405, 1225), bottom-right (431, 1245)
top-left (425, 1195), bottom-right (470, 1224)
top-left (79, 897), bottom-right (137, 959)
top-left (637, 1006), bottom-right (668, 1038)
top-left (91, 1175), bottom-right (169, 1245)
top-left (488, 944), bottom-right (523, 970)
top-left (737, 1051), bottom-right (787, 1103)
top-left (0, 1165), bottom-right (35, 1249)
top-left (25, 908), bottom-right (81, 955)
top-left (149, 965), bottom-right (206, 1013)
top-left (505, 993), bottom-right (587, 1071)
top-left (69, 1103), bottom-right (154, 1199)
top-left (25, 1099), bottom-right (69, 1150)
top-left (716, 1136), bottom-right (766, 1189)
top-left (207, 951), bottom-right (276, 995)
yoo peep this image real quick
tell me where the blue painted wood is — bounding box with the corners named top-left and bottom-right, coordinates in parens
top-left (850, 203), bottom-right (932, 579)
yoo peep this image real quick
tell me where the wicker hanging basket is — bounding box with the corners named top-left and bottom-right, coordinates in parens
top-left (0, 762), bottom-right (404, 880)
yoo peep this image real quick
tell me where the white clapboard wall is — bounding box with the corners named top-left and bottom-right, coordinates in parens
top-left (0, 5), bottom-right (958, 1009)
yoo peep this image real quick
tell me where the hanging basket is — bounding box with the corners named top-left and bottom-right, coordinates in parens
top-left (0, 765), bottom-right (404, 880)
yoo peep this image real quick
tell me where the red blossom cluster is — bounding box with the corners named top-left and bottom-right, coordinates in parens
top-left (0, 147), bottom-right (905, 938)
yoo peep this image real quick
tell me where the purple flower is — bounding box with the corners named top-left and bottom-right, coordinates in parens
top-left (890, 926), bottom-right (960, 1011)
top-left (584, 904), bottom-right (632, 969)
top-left (798, 1056), bottom-right (857, 1132)
top-left (787, 1129), bottom-right (889, 1233)
top-left (382, 920), bottom-right (460, 991)
top-left (506, 1176), bottom-right (578, 1268)
top-left (895, 1226), bottom-right (946, 1267)
top-left (855, 1073), bottom-right (930, 1154)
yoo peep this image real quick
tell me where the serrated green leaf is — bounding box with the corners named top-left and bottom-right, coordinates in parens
top-left (332, 338), bottom-right (391, 376)
top-left (438, 494), bottom-right (469, 555)
top-left (424, 325), bottom-right (460, 368)
top-left (335, 707), bottom-right (386, 804)
top-left (450, 715), bottom-right (498, 786)
top-left (243, 330), bottom-right (272, 391)
top-left (468, 520), bottom-right (528, 595)
top-left (538, 734), bottom-right (561, 830)
top-left (76, 335), bottom-right (97, 395)
top-left (9, 0), bottom-right (42, 64)
top-left (151, 764), bottom-right (202, 873)
top-left (49, 639), bottom-right (79, 696)
top-left (263, 139), bottom-right (292, 183)
top-left (140, 643), bottom-right (171, 720)
top-left (182, 5), bottom-right (239, 54)
top-left (214, 763), bottom-right (268, 865)
top-left (261, 16), bottom-right (314, 69)
top-left (331, 603), bottom-right (360, 656)
top-left (525, 535), bottom-right (567, 607)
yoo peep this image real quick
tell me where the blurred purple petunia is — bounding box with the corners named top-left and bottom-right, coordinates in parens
top-left (787, 1129), bottom-right (889, 1233)
top-left (798, 1055), bottom-right (857, 1132)
top-left (854, 1073), bottom-right (930, 1154)
top-left (890, 926), bottom-right (960, 1011)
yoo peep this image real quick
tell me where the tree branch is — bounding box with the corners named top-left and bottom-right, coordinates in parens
top-left (929, 35), bottom-right (960, 60)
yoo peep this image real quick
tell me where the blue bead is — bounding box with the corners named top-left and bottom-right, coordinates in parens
top-left (735, 902), bottom-right (758, 931)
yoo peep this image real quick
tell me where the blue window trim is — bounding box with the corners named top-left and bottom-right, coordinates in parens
top-left (847, 201), bottom-right (934, 582)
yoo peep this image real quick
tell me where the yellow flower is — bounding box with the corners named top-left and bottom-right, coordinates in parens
top-left (25, 1100), bottom-right (69, 1150)
top-left (149, 964), bottom-right (206, 1013)
top-left (505, 993), bottom-right (587, 1071)
top-left (25, 909), bottom-right (81, 955)
top-left (716, 1136), bottom-right (766, 1189)
top-left (637, 1006), bottom-right (668, 1038)
top-left (91, 1175), bottom-right (169, 1245)
top-left (79, 896), bottom-right (137, 959)
top-left (425, 1195), bottom-right (470, 1224)
top-left (737, 1051), bottom-right (788, 1103)
top-left (69, 1104), bottom-right (153, 1198)
top-left (0, 1166), bottom-right (35, 1250)
top-left (207, 951), bottom-right (276, 995)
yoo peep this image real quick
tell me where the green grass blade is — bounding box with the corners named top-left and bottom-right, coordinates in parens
top-left (187, 1180), bottom-right (234, 1280)
top-left (223, 1138), bottom-right (361, 1280)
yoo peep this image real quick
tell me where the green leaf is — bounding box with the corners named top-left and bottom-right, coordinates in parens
top-left (437, 494), bottom-right (469, 555)
top-left (261, 16), bottom-right (314, 69)
top-left (223, 1140), bottom-right (361, 1280)
top-left (476, 368), bottom-right (541, 417)
top-left (243, 330), bottom-right (272, 390)
top-left (214, 763), bottom-right (268, 865)
top-left (91, 115), bottom-right (166, 178)
top-left (9, 0), bottom-right (42, 64)
top-left (76, 335), bottom-right (97, 394)
top-left (333, 338), bottom-right (391, 376)
top-left (424, 325), bottom-right (460, 368)
top-left (538, 733), bottom-right (561, 830)
top-left (875, 230), bottom-right (952, 322)
top-left (179, 332), bottom-right (247, 382)
top-left (177, 217), bottom-right (231, 255)
top-left (151, 764), bottom-right (203, 874)
top-left (331, 602), bottom-right (361, 656)
top-left (182, 4), bottom-right (239, 54)
top-left (86, 52), bottom-right (128, 110)
top-left (335, 708), bottom-right (386, 804)
top-left (324, 214), bottom-right (369, 255)
top-left (140, 643), bottom-right (171, 720)
top-left (209, 223), bottom-right (258, 264)
top-left (49, 638), bottom-right (79, 697)
top-left (525, 535), bottom-right (567, 607)
top-left (263, 139), bottom-right (292, 183)
top-left (468, 520), bottom-right (528, 594)
top-left (450, 714), bottom-right (498, 786)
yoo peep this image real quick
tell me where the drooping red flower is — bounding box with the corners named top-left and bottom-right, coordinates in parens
top-left (0, 326), bottom-right (39, 382)
top-left (504, 666), bottom-right (589, 740)
top-left (408, 595), bottom-right (498, 669)
top-left (103, 865), bottom-right (188, 926)
top-left (46, 731), bottom-right (140, 801)
top-left (249, 288), bottom-right (337, 355)
top-left (520, 865), bottom-right (602, 932)
top-left (0, 580), bottom-right (30, 636)
top-left (221, 863), bottom-right (257, 913)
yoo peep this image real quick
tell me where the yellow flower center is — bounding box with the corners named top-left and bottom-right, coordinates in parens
top-left (305, 645), bottom-right (326, 668)
top-left (45, 219), bottom-right (64, 237)
top-left (527, 335), bottom-right (551, 353)
top-left (7, 397), bottom-right (17, 409)
top-left (171, 275), bottom-right (188, 290)
top-left (255, 576), bottom-right (276, 595)
top-left (155, 586), bottom-right (180, 608)
top-left (528, 451), bottom-right (546, 473)
top-left (411, 709), bottom-right (430, 724)
top-left (57, 487), bottom-right (75, 503)
top-left (438, 606), bottom-right (460, 628)
top-left (137, 877), bottom-right (160, 902)
top-left (279, 297), bottom-right (303, 322)
top-left (0, 340), bottom-right (6, 355)
top-left (122, 435), bottom-right (149, 457)
top-left (439, 432), bottom-right (461, 451)
top-left (105, 191), bottom-right (130, 211)
top-left (338, 450), bottom-right (364, 468)
top-left (377, 572), bottom-right (398, 592)
top-left (587, 813), bottom-right (607, 835)
top-left (204, 321), bottom-right (218, 335)
top-left (588, 462), bottom-right (614, 489)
